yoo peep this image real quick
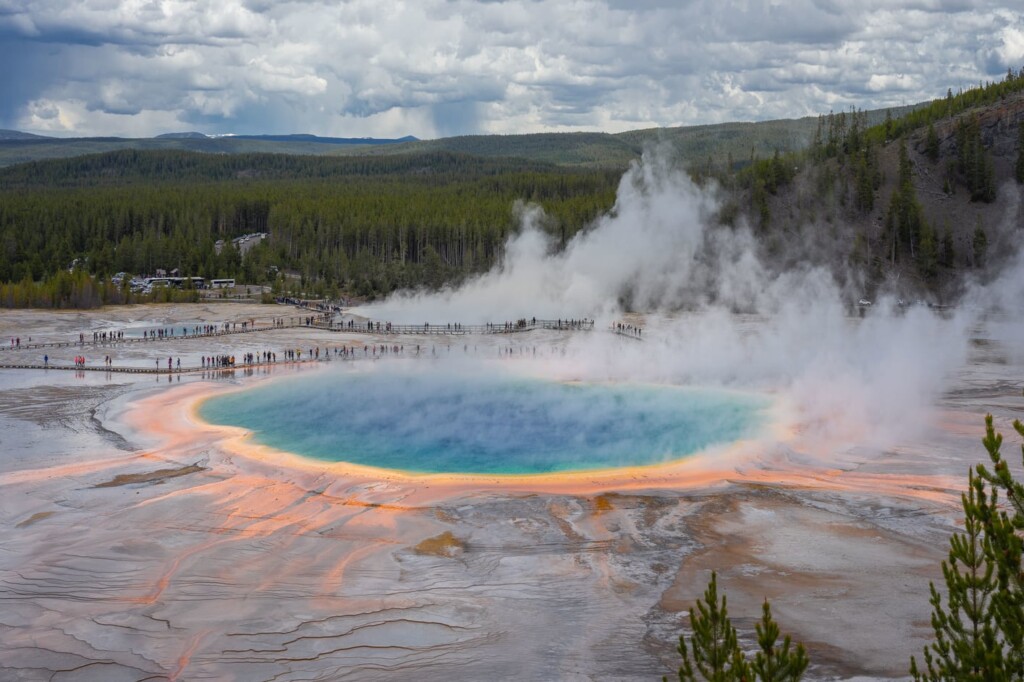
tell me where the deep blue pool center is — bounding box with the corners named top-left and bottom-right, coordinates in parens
top-left (199, 366), bottom-right (767, 475)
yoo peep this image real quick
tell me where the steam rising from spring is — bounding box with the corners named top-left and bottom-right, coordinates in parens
top-left (374, 152), bottom-right (726, 321)
top-left (368, 148), bottom-right (1022, 451)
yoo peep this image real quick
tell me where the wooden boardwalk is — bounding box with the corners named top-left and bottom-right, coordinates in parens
top-left (1, 315), bottom-right (596, 354)
top-left (0, 357), bottom-right (331, 375)
top-left (0, 303), bottom-right (651, 379)
top-left (0, 323), bottom-right (304, 353)
top-left (0, 311), bottom-right (639, 376)
top-left (316, 319), bottom-right (595, 336)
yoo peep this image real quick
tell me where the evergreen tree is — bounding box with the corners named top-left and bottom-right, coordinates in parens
top-left (911, 470), bottom-right (1002, 679)
top-left (850, 232), bottom-right (869, 267)
top-left (941, 227), bottom-right (956, 268)
top-left (977, 431), bottom-right (1024, 675)
top-left (973, 221), bottom-right (988, 269)
top-left (956, 115), bottom-right (996, 202)
top-left (1016, 122), bottom-right (1024, 185)
top-left (810, 116), bottom-right (824, 161)
top-left (752, 179), bottom-right (771, 231)
top-left (855, 155), bottom-right (875, 212)
top-left (911, 416), bottom-right (1024, 679)
top-left (668, 572), bottom-right (809, 682)
top-left (885, 141), bottom-right (929, 265)
top-left (919, 220), bottom-right (938, 279)
top-left (926, 123), bottom-right (940, 162)
top-left (670, 572), bottom-right (750, 681)
top-left (751, 601), bottom-right (810, 682)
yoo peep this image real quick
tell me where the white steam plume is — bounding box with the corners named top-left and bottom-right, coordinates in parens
top-left (365, 148), bottom-right (1010, 450)
top-left (370, 152), bottom-right (722, 321)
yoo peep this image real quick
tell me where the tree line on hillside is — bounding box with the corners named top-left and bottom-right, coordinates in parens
top-left (879, 69), bottom-right (1024, 142)
top-left (0, 149), bottom-right (580, 189)
top-left (736, 66), bottom-right (1024, 209)
top-left (720, 68), bottom-right (1024, 288)
top-left (391, 132), bottom-right (640, 168)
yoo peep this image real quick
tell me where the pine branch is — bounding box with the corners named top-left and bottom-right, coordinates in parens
top-left (912, 416), bottom-right (1024, 678)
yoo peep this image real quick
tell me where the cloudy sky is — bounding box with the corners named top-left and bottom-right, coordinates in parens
top-left (0, 0), bottom-right (1022, 139)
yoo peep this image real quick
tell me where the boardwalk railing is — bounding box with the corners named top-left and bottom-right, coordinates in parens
top-left (1, 312), bottom-right (597, 356)
top-left (0, 357), bottom-right (336, 374)
top-left (316, 319), bottom-right (595, 336)
top-left (0, 322), bottom-right (305, 353)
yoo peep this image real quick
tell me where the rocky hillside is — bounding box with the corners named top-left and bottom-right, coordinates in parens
top-left (745, 84), bottom-right (1024, 302)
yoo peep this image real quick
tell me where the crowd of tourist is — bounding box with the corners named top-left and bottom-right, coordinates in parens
top-left (277, 297), bottom-right (348, 313)
top-left (67, 319), bottom-right (300, 347)
top-left (202, 355), bottom-right (243, 368)
top-left (612, 321), bottom-right (642, 337)
top-left (5, 305), bottom-right (613, 374)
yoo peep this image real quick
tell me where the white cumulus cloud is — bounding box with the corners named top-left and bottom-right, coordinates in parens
top-left (0, 0), bottom-right (1021, 137)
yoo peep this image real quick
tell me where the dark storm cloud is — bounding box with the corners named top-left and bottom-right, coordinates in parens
top-left (706, 1), bottom-right (855, 44)
top-left (0, 0), bottom-right (1021, 137)
top-left (0, 38), bottom-right (66, 124)
top-left (430, 100), bottom-right (484, 137)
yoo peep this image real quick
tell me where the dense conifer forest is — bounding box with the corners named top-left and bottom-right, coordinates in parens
top-left (0, 152), bottom-right (619, 305)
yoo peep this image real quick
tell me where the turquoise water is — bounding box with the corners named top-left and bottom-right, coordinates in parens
top-left (199, 366), bottom-right (768, 475)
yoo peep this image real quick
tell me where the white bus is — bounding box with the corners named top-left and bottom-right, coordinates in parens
top-left (145, 276), bottom-right (205, 289)
top-left (210, 278), bottom-right (235, 289)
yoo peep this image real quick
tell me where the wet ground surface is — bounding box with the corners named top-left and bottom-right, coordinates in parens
top-left (0, 303), bottom-right (1022, 680)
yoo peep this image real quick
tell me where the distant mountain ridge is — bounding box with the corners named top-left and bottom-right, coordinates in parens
top-left (0, 104), bottom-right (921, 169)
top-left (231, 133), bottom-right (418, 145)
top-left (0, 129), bottom-right (52, 141)
top-left (155, 132), bottom-right (208, 139)
top-left (156, 132), bottom-right (419, 145)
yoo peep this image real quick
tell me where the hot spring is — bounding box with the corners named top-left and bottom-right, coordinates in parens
top-left (198, 364), bottom-right (769, 475)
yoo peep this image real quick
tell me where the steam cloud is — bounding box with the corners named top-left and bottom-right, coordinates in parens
top-left (366, 148), bottom-right (1022, 453)
top-left (372, 152), bottom-right (733, 321)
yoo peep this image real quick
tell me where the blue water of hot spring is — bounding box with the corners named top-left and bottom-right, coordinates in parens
top-left (198, 366), bottom-right (768, 475)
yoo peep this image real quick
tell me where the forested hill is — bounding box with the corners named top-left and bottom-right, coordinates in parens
top-left (0, 150), bottom-right (622, 304)
top-left (354, 132), bottom-right (640, 168)
top-left (0, 135), bottom-right (398, 169)
top-left (371, 106), bottom-right (922, 169)
top-left (727, 71), bottom-right (1024, 301)
top-left (0, 150), bottom-right (583, 189)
